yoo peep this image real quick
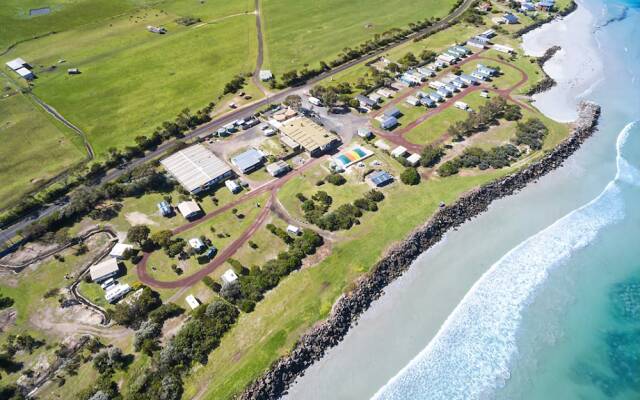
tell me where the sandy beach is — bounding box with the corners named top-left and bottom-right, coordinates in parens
top-left (283, 2), bottom-right (617, 399)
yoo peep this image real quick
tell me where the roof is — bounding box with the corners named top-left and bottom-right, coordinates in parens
top-left (278, 117), bottom-right (339, 154)
top-left (384, 107), bottom-right (401, 118)
top-left (15, 67), bottom-right (33, 78)
top-left (90, 258), bottom-right (120, 282)
top-left (407, 153), bottom-right (422, 165)
top-left (504, 13), bottom-right (519, 22)
top-left (391, 146), bottom-right (407, 157)
top-left (259, 70), bottom-right (273, 80)
top-left (5, 58), bottom-right (26, 70)
top-left (369, 171), bottom-right (393, 186)
top-left (231, 148), bottom-right (263, 172)
top-left (110, 243), bottom-right (133, 258)
top-left (177, 200), bottom-right (201, 217)
top-left (222, 269), bottom-right (238, 284)
top-left (356, 94), bottom-right (376, 106)
top-left (105, 283), bottom-right (131, 303)
top-left (185, 295), bottom-right (200, 310)
top-left (161, 144), bottom-right (231, 192)
top-left (266, 160), bottom-right (289, 175)
top-left (189, 238), bottom-right (205, 249)
top-left (380, 116), bottom-right (397, 128)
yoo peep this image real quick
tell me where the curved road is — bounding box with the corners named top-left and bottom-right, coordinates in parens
top-left (0, 0), bottom-right (475, 246)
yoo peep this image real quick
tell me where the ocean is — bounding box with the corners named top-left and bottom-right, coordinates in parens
top-left (284, 0), bottom-right (640, 399)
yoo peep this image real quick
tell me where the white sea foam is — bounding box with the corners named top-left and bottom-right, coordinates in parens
top-left (371, 124), bottom-right (639, 400)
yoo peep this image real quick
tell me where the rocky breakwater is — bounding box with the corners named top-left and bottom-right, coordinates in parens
top-left (526, 45), bottom-right (562, 96)
top-left (240, 101), bottom-right (601, 400)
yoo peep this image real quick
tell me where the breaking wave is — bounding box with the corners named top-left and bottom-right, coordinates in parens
top-left (372, 122), bottom-right (639, 400)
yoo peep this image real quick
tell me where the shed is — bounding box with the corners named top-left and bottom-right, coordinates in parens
top-left (391, 146), bottom-right (408, 158)
top-left (189, 238), bottom-right (205, 251)
top-left (90, 258), bottom-right (120, 283)
top-left (231, 148), bottom-right (264, 174)
top-left (225, 179), bottom-right (241, 193)
top-left (407, 153), bottom-right (422, 167)
top-left (160, 144), bottom-right (232, 193)
top-left (368, 171), bottom-right (394, 187)
top-left (185, 295), bottom-right (200, 310)
top-left (157, 201), bottom-right (172, 217)
top-left (177, 200), bottom-right (202, 220)
top-left (259, 70), bottom-right (273, 81)
top-left (109, 243), bottom-right (134, 259)
top-left (15, 67), bottom-right (34, 80)
top-left (287, 225), bottom-right (301, 235)
top-left (266, 160), bottom-right (290, 177)
top-left (5, 58), bottom-right (28, 71)
top-left (221, 269), bottom-right (239, 285)
top-left (357, 127), bottom-right (373, 139)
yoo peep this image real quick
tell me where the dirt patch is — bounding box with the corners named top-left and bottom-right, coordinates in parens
top-left (232, 349), bottom-right (245, 363)
top-left (0, 308), bottom-right (17, 332)
top-left (301, 241), bottom-right (333, 269)
top-left (1, 241), bottom-right (58, 266)
top-left (160, 315), bottom-right (186, 345)
top-left (29, 303), bottom-right (104, 338)
top-left (125, 211), bottom-right (158, 226)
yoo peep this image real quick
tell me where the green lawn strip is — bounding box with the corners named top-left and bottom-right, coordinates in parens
top-left (234, 216), bottom-right (290, 269)
top-left (181, 168), bottom-right (520, 399)
top-left (0, 88), bottom-right (85, 210)
top-left (143, 192), bottom-right (270, 283)
top-left (396, 102), bottom-right (427, 127)
top-left (461, 58), bottom-right (523, 90)
top-left (262, 0), bottom-right (456, 76)
top-left (404, 91), bottom-right (488, 145)
top-left (2, 10), bottom-right (257, 157)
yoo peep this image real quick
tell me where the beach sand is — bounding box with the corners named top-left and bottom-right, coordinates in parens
top-left (283, 2), bottom-right (615, 399)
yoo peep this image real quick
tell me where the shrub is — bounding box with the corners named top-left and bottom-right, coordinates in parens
top-left (326, 173), bottom-right (346, 186)
top-left (400, 167), bottom-right (420, 185)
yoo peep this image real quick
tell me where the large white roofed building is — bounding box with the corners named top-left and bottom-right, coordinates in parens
top-left (160, 144), bottom-right (232, 193)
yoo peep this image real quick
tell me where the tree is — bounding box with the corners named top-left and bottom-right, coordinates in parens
top-left (326, 173), bottom-right (346, 186)
top-left (420, 145), bottom-right (445, 167)
top-left (283, 94), bottom-right (302, 110)
top-left (0, 294), bottom-right (14, 310)
top-left (151, 230), bottom-right (173, 249)
top-left (127, 225), bottom-right (150, 246)
top-left (400, 167), bottom-right (420, 185)
top-left (92, 347), bottom-right (127, 375)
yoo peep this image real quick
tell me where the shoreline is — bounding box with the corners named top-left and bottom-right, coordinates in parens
top-left (240, 101), bottom-right (601, 400)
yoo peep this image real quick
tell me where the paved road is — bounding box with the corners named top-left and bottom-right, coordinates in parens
top-left (0, 0), bottom-right (474, 246)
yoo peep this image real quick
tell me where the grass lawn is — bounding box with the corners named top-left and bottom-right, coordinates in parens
top-left (404, 91), bottom-right (488, 145)
top-left (396, 102), bottom-right (428, 127)
top-left (262, 0), bottom-right (457, 77)
top-left (462, 58), bottom-right (524, 91)
top-left (0, 85), bottom-right (85, 210)
top-left (180, 163), bottom-right (532, 399)
top-left (2, 2), bottom-right (257, 157)
top-left (234, 215), bottom-right (290, 268)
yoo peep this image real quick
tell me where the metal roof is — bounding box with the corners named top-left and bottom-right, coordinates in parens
top-left (160, 144), bottom-right (231, 192)
top-left (278, 117), bottom-right (339, 154)
top-left (231, 148), bottom-right (264, 173)
top-left (370, 171), bottom-right (393, 186)
top-left (90, 258), bottom-right (120, 282)
top-left (5, 58), bottom-right (26, 70)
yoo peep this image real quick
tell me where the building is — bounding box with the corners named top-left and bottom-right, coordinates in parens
top-left (157, 201), bottom-right (172, 217)
top-left (5, 58), bottom-right (28, 71)
top-left (407, 153), bottom-right (422, 167)
top-left (417, 67), bottom-right (436, 77)
top-left (278, 117), bottom-right (340, 156)
top-left (405, 96), bottom-right (421, 106)
top-left (437, 87), bottom-right (451, 98)
top-left (204, 246), bottom-right (218, 259)
top-left (308, 96), bottom-right (322, 106)
top-left (477, 64), bottom-right (498, 76)
top-left (376, 88), bottom-right (395, 98)
top-left (391, 146), bottom-right (408, 158)
top-left (428, 92), bottom-right (444, 102)
top-left (189, 238), bottom-right (205, 251)
top-left (467, 37), bottom-right (488, 49)
top-left (368, 170), bottom-right (394, 187)
top-left (287, 225), bottom-right (301, 235)
top-left (161, 144), bottom-right (232, 194)
top-left (259, 70), bottom-right (273, 81)
top-left (494, 44), bottom-right (515, 54)
top-left (185, 295), bottom-right (200, 310)
top-left (147, 25), bottom-right (167, 34)
top-left (15, 68), bottom-right (34, 80)
top-left (503, 13), bottom-right (519, 24)
top-left (400, 73), bottom-right (422, 86)
top-left (437, 53), bottom-right (457, 64)
top-left (380, 116), bottom-right (397, 130)
top-left (231, 148), bottom-right (264, 174)
top-left (368, 93), bottom-right (382, 103)
top-left (455, 101), bottom-right (469, 110)
top-left (90, 258), bottom-right (120, 283)
top-left (177, 200), bottom-right (202, 220)
top-left (225, 179), bottom-right (241, 193)
top-left (420, 97), bottom-right (436, 108)
top-left (384, 107), bottom-right (402, 119)
top-left (429, 81), bottom-right (445, 90)
top-left (357, 127), bottom-right (373, 139)
top-left (451, 78), bottom-right (466, 89)
top-left (537, 0), bottom-right (555, 10)
top-left (221, 269), bottom-right (239, 285)
top-left (266, 160), bottom-right (290, 177)
top-left (109, 243), bottom-right (134, 259)
top-left (374, 139), bottom-right (391, 151)
top-left (460, 74), bottom-right (478, 85)
top-left (67, 68), bottom-right (80, 75)
top-left (521, 2), bottom-right (536, 11)
top-left (454, 45), bottom-right (472, 55)
top-left (390, 81), bottom-right (407, 91)
top-left (481, 29), bottom-right (496, 38)
top-left (105, 283), bottom-right (131, 303)
top-left (356, 94), bottom-right (378, 110)
top-left (444, 84), bottom-right (458, 93)
top-left (480, 89), bottom-right (490, 98)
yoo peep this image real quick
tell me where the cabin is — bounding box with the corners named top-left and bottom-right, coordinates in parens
top-left (157, 201), bottom-right (173, 217)
top-left (368, 171), bottom-right (394, 187)
top-left (225, 179), bottom-right (241, 194)
top-left (406, 153), bottom-right (422, 167)
top-left (221, 269), bottom-right (239, 285)
top-left (380, 116), bottom-right (398, 130)
top-left (384, 107), bottom-right (402, 119)
top-left (357, 94), bottom-right (378, 110)
top-left (391, 146), bottom-right (407, 158)
top-left (266, 160), bottom-right (290, 177)
top-left (177, 200), bottom-right (202, 220)
top-left (405, 96), bottom-right (421, 106)
top-left (420, 97), bottom-right (436, 108)
top-left (357, 127), bottom-right (373, 139)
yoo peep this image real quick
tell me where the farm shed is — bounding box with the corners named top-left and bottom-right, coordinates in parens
top-left (160, 144), bottom-right (232, 194)
top-left (231, 148), bottom-right (264, 174)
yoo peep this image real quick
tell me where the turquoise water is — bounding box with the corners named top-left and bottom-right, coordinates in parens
top-left (372, 0), bottom-right (640, 399)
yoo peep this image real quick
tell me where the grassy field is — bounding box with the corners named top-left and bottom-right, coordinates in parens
top-left (2, 0), bottom-right (256, 157)
top-left (0, 84), bottom-right (85, 210)
top-left (261, 0), bottom-right (457, 77)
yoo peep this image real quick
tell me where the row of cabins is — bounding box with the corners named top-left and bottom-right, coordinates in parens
top-left (467, 29), bottom-right (496, 49)
top-left (470, 63), bottom-right (499, 82)
top-left (519, 0), bottom-right (555, 11)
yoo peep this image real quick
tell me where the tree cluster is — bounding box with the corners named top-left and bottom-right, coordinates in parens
top-left (110, 287), bottom-right (162, 329)
top-left (400, 167), bottom-right (421, 185)
top-left (513, 118), bottom-right (549, 150)
top-left (438, 145), bottom-right (521, 176)
top-left (420, 145), bottom-right (445, 167)
top-left (447, 96), bottom-right (520, 140)
top-left (326, 173), bottom-right (346, 186)
top-left (223, 75), bottom-right (246, 95)
top-left (302, 190), bottom-right (385, 231)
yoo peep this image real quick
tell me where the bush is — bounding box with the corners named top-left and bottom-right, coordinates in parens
top-left (202, 276), bottom-right (221, 292)
top-left (420, 145), bottom-right (445, 167)
top-left (110, 287), bottom-right (161, 329)
top-left (326, 173), bottom-right (346, 186)
top-left (400, 167), bottom-right (420, 185)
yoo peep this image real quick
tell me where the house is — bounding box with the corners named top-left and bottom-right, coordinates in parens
top-left (417, 67), bottom-right (436, 77)
top-left (444, 84), bottom-right (458, 93)
top-left (390, 81), bottom-right (407, 91)
top-left (454, 46), bottom-right (472, 56)
top-left (105, 283), bottom-right (131, 304)
top-left (376, 88), bottom-right (395, 98)
top-left (472, 71), bottom-right (489, 81)
top-left (225, 179), bottom-right (241, 193)
top-left (177, 200), bottom-right (202, 220)
top-left (428, 92), bottom-right (444, 102)
top-left (459, 74), bottom-right (478, 85)
top-left (109, 243), bottom-right (133, 259)
top-left (266, 160), bottom-right (290, 177)
top-left (455, 101), bottom-right (469, 110)
top-left (447, 48), bottom-right (464, 58)
top-left (420, 97), bottom-right (436, 107)
top-left (357, 94), bottom-right (378, 110)
top-left (492, 16), bottom-right (507, 25)
top-left (405, 96), bottom-right (421, 106)
top-left (406, 153), bottom-right (422, 167)
top-left (521, 2), bottom-right (536, 11)
top-left (221, 269), bottom-right (239, 285)
top-left (429, 80), bottom-right (444, 90)
top-left (368, 170), bottom-right (394, 187)
top-left (437, 54), bottom-right (457, 64)
top-left (451, 78), bottom-right (466, 89)
top-left (391, 146), bottom-right (407, 158)
top-left (368, 93), bottom-right (382, 103)
top-left (467, 37), bottom-right (488, 49)
top-left (415, 91), bottom-right (428, 99)
top-left (231, 148), bottom-right (264, 174)
top-left (380, 116), bottom-right (398, 130)
top-left (147, 25), bottom-right (166, 34)
top-left (481, 29), bottom-right (496, 39)
top-left (494, 44), bottom-right (515, 54)
top-left (90, 258), bottom-right (121, 283)
top-left (537, 0), bottom-right (555, 10)
top-left (384, 107), bottom-right (402, 119)
top-left (434, 59), bottom-right (448, 69)
top-left (503, 13), bottom-right (519, 24)
top-left (437, 87), bottom-right (452, 98)
top-left (400, 73), bottom-right (421, 86)
top-left (287, 225), bottom-right (301, 235)
top-left (259, 70), bottom-right (273, 81)
top-left (477, 64), bottom-right (497, 76)
top-left (185, 295), bottom-right (200, 310)
top-left (157, 201), bottom-right (172, 217)
top-left (189, 238), bottom-right (205, 251)
top-left (357, 127), bottom-right (373, 139)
